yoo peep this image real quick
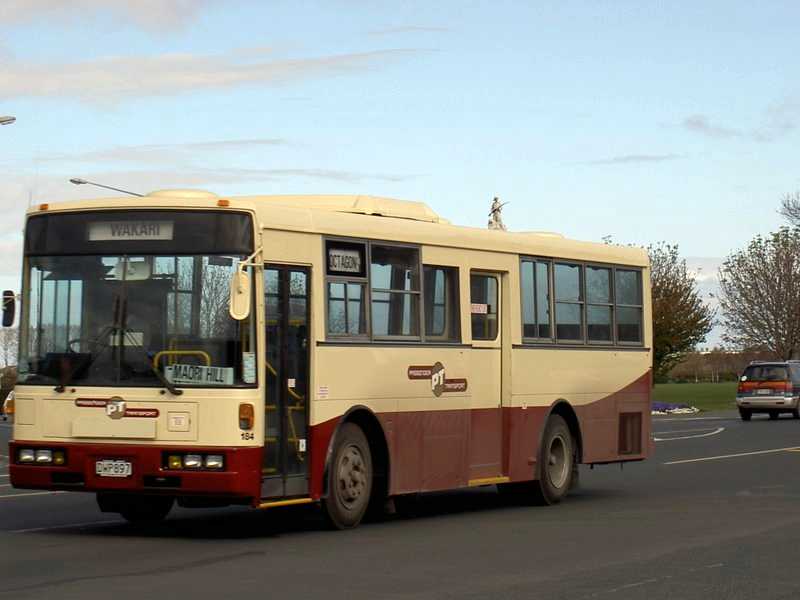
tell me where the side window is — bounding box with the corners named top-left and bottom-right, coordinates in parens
top-left (615, 269), bottom-right (643, 344)
top-left (554, 263), bottom-right (583, 342)
top-left (586, 266), bottom-right (612, 343)
top-left (327, 282), bottom-right (367, 336)
top-left (325, 240), bottom-right (368, 337)
top-left (370, 245), bottom-right (420, 337)
top-left (423, 265), bottom-right (460, 342)
top-left (521, 259), bottom-right (552, 340)
top-left (470, 273), bottom-right (498, 341)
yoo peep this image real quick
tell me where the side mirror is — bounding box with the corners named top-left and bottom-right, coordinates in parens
top-left (229, 270), bottom-right (251, 320)
top-left (2, 291), bottom-right (15, 327)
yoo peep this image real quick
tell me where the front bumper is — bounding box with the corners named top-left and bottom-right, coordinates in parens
top-left (736, 396), bottom-right (800, 411)
top-left (9, 441), bottom-right (262, 501)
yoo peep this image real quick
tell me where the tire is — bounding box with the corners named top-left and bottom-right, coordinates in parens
top-left (321, 422), bottom-right (373, 529)
top-left (98, 493), bottom-right (173, 524)
top-left (769, 411), bottom-right (779, 420)
top-left (739, 409), bottom-right (752, 421)
top-left (532, 415), bottom-right (575, 505)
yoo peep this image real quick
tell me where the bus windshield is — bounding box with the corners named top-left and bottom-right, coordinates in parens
top-left (18, 253), bottom-right (256, 388)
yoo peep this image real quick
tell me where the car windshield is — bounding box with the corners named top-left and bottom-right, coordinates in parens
top-left (18, 254), bottom-right (256, 388)
top-left (742, 365), bottom-right (789, 382)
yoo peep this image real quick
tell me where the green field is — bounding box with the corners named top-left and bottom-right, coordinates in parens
top-left (652, 382), bottom-right (738, 412)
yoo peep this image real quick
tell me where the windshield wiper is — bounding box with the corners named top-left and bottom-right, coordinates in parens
top-left (55, 323), bottom-right (116, 393)
top-left (117, 328), bottom-right (183, 396)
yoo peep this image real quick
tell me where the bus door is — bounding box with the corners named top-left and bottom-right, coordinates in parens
top-left (468, 271), bottom-right (505, 482)
top-left (262, 265), bottom-right (310, 498)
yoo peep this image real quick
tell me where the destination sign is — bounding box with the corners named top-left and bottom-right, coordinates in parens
top-left (164, 364), bottom-right (234, 386)
top-left (328, 248), bottom-right (362, 274)
top-left (88, 221), bottom-right (174, 242)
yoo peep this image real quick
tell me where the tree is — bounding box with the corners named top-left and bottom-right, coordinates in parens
top-left (778, 191), bottom-right (800, 226)
top-left (0, 327), bottom-right (18, 368)
top-left (718, 227), bottom-right (800, 359)
top-left (649, 243), bottom-right (715, 380)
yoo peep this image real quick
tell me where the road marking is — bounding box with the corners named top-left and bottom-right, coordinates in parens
top-left (664, 446), bottom-right (800, 465)
top-left (0, 491), bottom-right (64, 500)
top-left (0, 474), bottom-right (9, 478)
top-left (11, 519), bottom-right (125, 534)
top-left (653, 416), bottom-right (731, 422)
top-left (654, 427), bottom-right (725, 442)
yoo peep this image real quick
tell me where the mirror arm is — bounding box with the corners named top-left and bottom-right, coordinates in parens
top-left (238, 246), bottom-right (263, 271)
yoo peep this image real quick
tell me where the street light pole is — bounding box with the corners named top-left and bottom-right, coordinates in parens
top-left (0, 116), bottom-right (16, 126)
top-left (69, 178), bottom-right (143, 197)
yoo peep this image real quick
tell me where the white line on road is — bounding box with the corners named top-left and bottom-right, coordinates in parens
top-left (0, 491), bottom-right (64, 500)
top-left (664, 446), bottom-right (800, 465)
top-left (11, 519), bottom-right (125, 534)
top-left (654, 416), bottom-right (732, 422)
top-left (654, 427), bottom-right (725, 442)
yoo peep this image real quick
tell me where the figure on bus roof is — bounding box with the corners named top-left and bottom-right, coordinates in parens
top-left (488, 196), bottom-right (508, 231)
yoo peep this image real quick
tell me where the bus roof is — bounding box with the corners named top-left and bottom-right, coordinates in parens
top-left (27, 189), bottom-right (649, 267)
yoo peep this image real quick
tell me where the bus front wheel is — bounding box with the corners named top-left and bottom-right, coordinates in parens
top-left (322, 422), bottom-right (373, 530)
top-left (532, 415), bottom-right (574, 505)
top-left (97, 493), bottom-right (173, 524)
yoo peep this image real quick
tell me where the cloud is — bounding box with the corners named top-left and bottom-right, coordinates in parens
top-left (0, 0), bottom-right (212, 31)
top-left (582, 154), bottom-right (683, 166)
top-left (368, 26), bottom-right (450, 35)
top-left (0, 46), bottom-right (429, 102)
top-left (75, 167), bottom-right (419, 186)
top-left (41, 139), bottom-right (291, 166)
top-left (683, 101), bottom-right (799, 143)
top-left (682, 115), bottom-right (741, 139)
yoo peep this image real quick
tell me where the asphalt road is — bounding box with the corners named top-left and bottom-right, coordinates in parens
top-left (2, 412), bottom-right (800, 599)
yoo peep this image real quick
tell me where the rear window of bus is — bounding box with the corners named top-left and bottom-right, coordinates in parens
top-left (742, 365), bottom-right (789, 382)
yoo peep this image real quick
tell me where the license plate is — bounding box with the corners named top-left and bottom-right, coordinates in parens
top-left (95, 460), bottom-right (132, 478)
top-left (757, 389), bottom-right (772, 395)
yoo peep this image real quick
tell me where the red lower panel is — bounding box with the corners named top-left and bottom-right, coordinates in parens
top-left (308, 372), bottom-right (652, 497)
top-left (9, 441), bottom-right (262, 503)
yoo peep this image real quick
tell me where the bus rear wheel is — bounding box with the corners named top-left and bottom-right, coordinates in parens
top-left (97, 493), bottom-right (173, 524)
top-left (532, 415), bottom-right (574, 505)
top-left (322, 422), bottom-right (373, 530)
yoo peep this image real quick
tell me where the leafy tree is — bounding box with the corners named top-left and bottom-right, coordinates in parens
top-left (718, 228), bottom-right (800, 359)
top-left (649, 243), bottom-right (715, 380)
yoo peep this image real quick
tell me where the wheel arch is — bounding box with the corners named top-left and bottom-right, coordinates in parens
top-left (540, 400), bottom-right (583, 463)
top-left (322, 405), bottom-right (390, 501)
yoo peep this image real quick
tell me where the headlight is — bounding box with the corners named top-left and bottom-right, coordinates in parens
top-left (183, 454), bottom-right (203, 468)
top-left (204, 455), bottom-right (224, 469)
top-left (35, 449), bottom-right (53, 463)
top-left (18, 448), bottom-right (35, 463)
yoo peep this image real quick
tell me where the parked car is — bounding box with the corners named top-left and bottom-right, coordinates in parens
top-left (737, 361), bottom-right (800, 421)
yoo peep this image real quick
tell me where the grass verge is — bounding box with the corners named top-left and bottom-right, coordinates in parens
top-left (653, 382), bottom-right (738, 412)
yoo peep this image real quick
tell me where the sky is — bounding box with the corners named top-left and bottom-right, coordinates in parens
top-left (0, 0), bottom-right (798, 345)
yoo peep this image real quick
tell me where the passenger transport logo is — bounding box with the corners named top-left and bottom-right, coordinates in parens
top-left (407, 362), bottom-right (468, 397)
top-left (74, 398), bottom-right (160, 419)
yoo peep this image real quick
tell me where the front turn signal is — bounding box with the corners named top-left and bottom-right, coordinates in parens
top-left (239, 403), bottom-right (254, 430)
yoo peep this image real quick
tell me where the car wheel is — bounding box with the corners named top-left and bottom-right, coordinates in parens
top-left (739, 409), bottom-right (752, 421)
top-left (532, 415), bottom-right (574, 505)
top-left (321, 422), bottom-right (373, 529)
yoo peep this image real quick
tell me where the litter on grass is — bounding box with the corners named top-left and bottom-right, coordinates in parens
top-left (651, 401), bottom-right (700, 415)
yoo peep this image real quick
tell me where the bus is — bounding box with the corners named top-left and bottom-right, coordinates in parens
top-left (5, 190), bottom-right (652, 528)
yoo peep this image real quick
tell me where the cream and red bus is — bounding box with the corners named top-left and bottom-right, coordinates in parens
top-left (6, 190), bottom-right (652, 528)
